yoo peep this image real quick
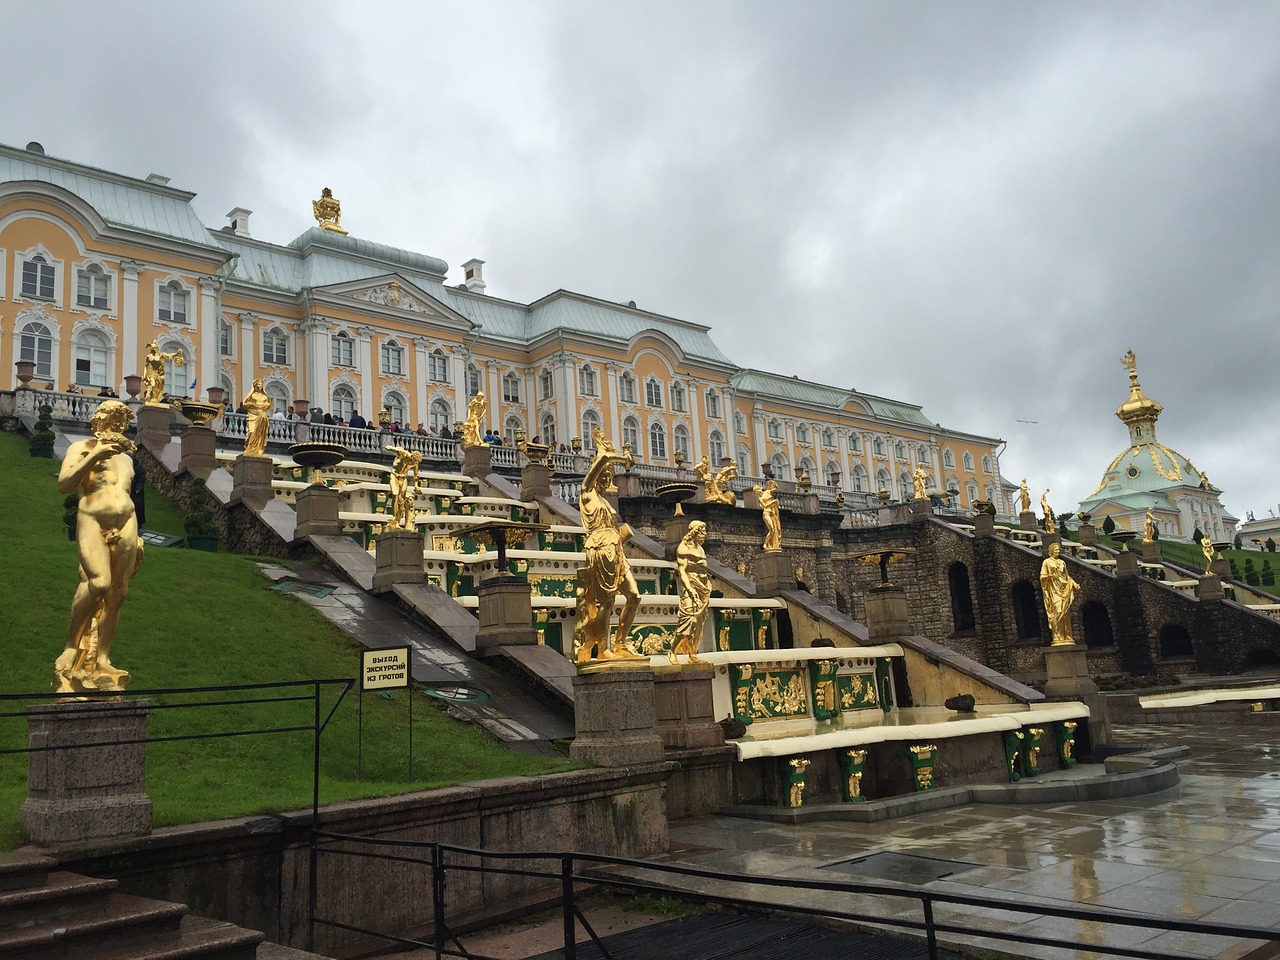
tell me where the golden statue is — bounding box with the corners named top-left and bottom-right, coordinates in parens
top-left (1041, 489), bottom-right (1055, 535)
top-left (754, 479), bottom-right (782, 552)
top-left (385, 445), bottom-right (423, 529)
top-left (461, 391), bottom-right (486, 450)
top-left (1201, 534), bottom-right (1215, 573)
top-left (1040, 542), bottom-right (1079, 646)
top-left (1019, 478), bottom-right (1031, 514)
top-left (311, 187), bottom-right (348, 235)
top-left (55, 401), bottom-right (143, 693)
top-left (141, 340), bottom-right (183, 405)
top-left (1143, 507), bottom-right (1156, 544)
top-left (671, 521), bottom-right (711, 664)
top-left (572, 429), bottom-right (645, 663)
top-left (912, 464), bottom-right (928, 501)
top-left (695, 456), bottom-right (736, 505)
top-left (242, 378), bottom-right (272, 458)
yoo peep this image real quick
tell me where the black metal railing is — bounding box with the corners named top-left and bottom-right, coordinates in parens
top-left (307, 832), bottom-right (1280, 960)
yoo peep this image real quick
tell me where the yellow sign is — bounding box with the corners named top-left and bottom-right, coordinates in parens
top-left (362, 647), bottom-right (410, 691)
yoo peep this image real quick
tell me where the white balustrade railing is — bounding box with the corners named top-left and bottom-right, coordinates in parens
top-left (15, 388), bottom-right (103, 423)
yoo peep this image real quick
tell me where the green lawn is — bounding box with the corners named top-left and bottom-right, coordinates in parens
top-left (0, 432), bottom-right (568, 848)
top-left (1094, 534), bottom-right (1280, 596)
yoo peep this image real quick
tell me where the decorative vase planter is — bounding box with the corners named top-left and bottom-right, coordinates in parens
top-left (15, 359), bottom-right (35, 386)
top-left (124, 375), bottom-right (143, 400)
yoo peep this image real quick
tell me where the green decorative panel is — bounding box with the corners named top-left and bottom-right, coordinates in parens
top-left (1056, 721), bottom-right (1078, 767)
top-left (635, 576), bottom-right (659, 596)
top-left (1002, 730), bottom-right (1024, 782)
top-left (781, 757), bottom-right (811, 808)
top-left (729, 664), bottom-right (809, 725)
top-left (432, 533), bottom-right (480, 555)
top-left (446, 562), bottom-right (475, 598)
top-left (371, 490), bottom-right (389, 515)
top-left (751, 609), bottom-right (775, 650)
top-left (534, 614), bottom-right (564, 655)
top-left (907, 743), bottom-right (938, 792)
top-left (808, 659), bottom-right (840, 721)
top-left (632, 625), bottom-right (675, 657)
top-left (835, 672), bottom-right (880, 712)
top-left (431, 494), bottom-right (453, 514)
top-left (527, 574), bottom-right (577, 599)
top-left (1023, 727), bottom-right (1044, 776)
top-left (874, 658), bottom-right (894, 713)
top-left (538, 531), bottom-right (582, 552)
top-left (713, 609), bottom-right (755, 652)
top-left (659, 568), bottom-right (676, 595)
top-left (838, 748), bottom-right (868, 803)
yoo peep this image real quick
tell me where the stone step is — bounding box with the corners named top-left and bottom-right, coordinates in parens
top-left (0, 856), bottom-right (56, 893)
top-left (0, 891), bottom-right (185, 959)
top-left (0, 870), bottom-right (117, 927)
top-left (90, 915), bottom-right (264, 960)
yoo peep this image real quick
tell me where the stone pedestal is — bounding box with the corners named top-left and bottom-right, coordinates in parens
top-left (1141, 540), bottom-right (1161, 562)
top-left (1041, 532), bottom-right (1061, 551)
top-left (1019, 510), bottom-right (1037, 532)
top-left (865, 585), bottom-right (911, 641)
top-left (461, 444), bottom-right (492, 479)
top-left (798, 493), bottom-right (820, 516)
top-left (521, 462), bottom-right (552, 499)
top-left (653, 666), bottom-right (724, 750)
top-left (178, 425), bottom-right (218, 476)
top-left (663, 515), bottom-right (694, 561)
top-left (910, 497), bottom-right (932, 521)
top-left (372, 528), bottom-right (424, 593)
top-left (1199, 573), bottom-right (1224, 602)
top-left (570, 668), bottom-right (664, 767)
top-left (20, 700), bottom-right (152, 845)
top-left (1042, 643), bottom-right (1112, 747)
top-left (134, 404), bottom-right (171, 455)
top-left (230, 454), bottom-right (275, 507)
top-left (475, 576), bottom-right (536, 653)
top-left (613, 474), bottom-right (642, 499)
top-left (754, 551), bottom-right (795, 596)
top-left (294, 485), bottom-right (342, 538)
top-left (972, 512), bottom-right (995, 537)
top-left (1078, 523), bottom-right (1097, 546)
top-left (1210, 557), bottom-right (1232, 579)
top-left (1115, 549), bottom-right (1140, 578)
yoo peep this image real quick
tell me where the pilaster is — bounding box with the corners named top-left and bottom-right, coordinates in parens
top-left (356, 326), bottom-right (374, 418)
top-left (120, 260), bottom-right (143, 389)
top-left (197, 276), bottom-right (221, 397)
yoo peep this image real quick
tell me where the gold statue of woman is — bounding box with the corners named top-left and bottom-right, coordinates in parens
top-left (1041, 489), bottom-right (1055, 535)
top-left (1143, 507), bottom-right (1156, 543)
top-left (1040, 542), bottom-right (1079, 646)
top-left (755, 479), bottom-right (782, 552)
top-left (912, 464), bottom-right (928, 501)
top-left (141, 340), bottom-right (183, 405)
top-left (385, 445), bottom-right (423, 529)
top-left (671, 521), bottom-right (711, 664)
top-left (461, 391), bottom-right (486, 449)
top-left (572, 430), bottom-right (644, 663)
top-left (242, 378), bottom-right (272, 458)
top-left (1019, 478), bottom-right (1031, 514)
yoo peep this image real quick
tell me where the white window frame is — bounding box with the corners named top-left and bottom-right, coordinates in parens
top-left (645, 377), bottom-right (663, 408)
top-left (219, 317), bottom-right (235, 358)
top-left (157, 279), bottom-right (190, 325)
top-left (708, 430), bottom-right (725, 465)
top-left (963, 452), bottom-right (974, 472)
top-left (20, 253), bottom-right (57, 302)
top-left (19, 319), bottom-right (55, 380)
top-left (266, 380), bottom-right (290, 414)
top-left (72, 328), bottom-right (111, 387)
top-left (430, 398), bottom-right (453, 432)
top-left (75, 263), bottom-right (111, 311)
top-left (649, 421), bottom-right (667, 460)
top-left (160, 339), bottom-right (191, 397)
top-left (619, 373), bottom-right (636, 404)
top-left (384, 390), bottom-right (407, 425)
top-left (705, 390), bottom-right (720, 419)
top-left (381, 339), bottom-right (405, 376)
top-left (734, 411), bottom-right (746, 435)
top-left (502, 372), bottom-right (521, 404)
top-left (262, 327), bottom-right (289, 366)
top-left (466, 363), bottom-right (481, 397)
top-left (670, 382), bottom-right (686, 413)
top-left (429, 349), bottom-right (449, 382)
top-left (582, 409), bottom-right (602, 447)
top-left (540, 413), bottom-right (557, 447)
top-left (539, 369), bottom-right (554, 400)
top-left (622, 415), bottom-right (640, 453)
top-left (767, 419), bottom-right (783, 441)
top-left (331, 331), bottom-right (355, 367)
top-left (332, 385), bottom-right (357, 421)
top-left (673, 424), bottom-right (691, 462)
top-left (796, 423), bottom-right (810, 445)
top-left (578, 364), bottom-right (598, 397)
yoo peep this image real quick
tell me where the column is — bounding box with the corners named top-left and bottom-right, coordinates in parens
top-left (487, 360), bottom-right (501, 433)
top-left (120, 260), bottom-right (142, 387)
top-left (752, 407), bottom-right (766, 475)
top-left (413, 337), bottom-right (430, 425)
top-left (301, 316), bottom-right (330, 411)
top-left (688, 376), bottom-right (703, 462)
top-left (197, 277), bottom-right (221, 397)
top-left (605, 362), bottom-right (621, 441)
top-left (556, 351), bottom-right (575, 448)
top-left (356, 326), bottom-right (374, 418)
top-left (240, 312), bottom-right (257, 391)
top-left (450, 345), bottom-right (467, 422)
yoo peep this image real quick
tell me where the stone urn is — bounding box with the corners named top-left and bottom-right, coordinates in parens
top-left (124, 374), bottom-right (143, 400)
top-left (656, 480), bottom-right (698, 517)
top-left (174, 400), bottom-right (224, 427)
top-left (289, 441), bottom-right (348, 486)
top-left (14, 359), bottom-right (35, 387)
top-left (294, 398), bottom-right (310, 417)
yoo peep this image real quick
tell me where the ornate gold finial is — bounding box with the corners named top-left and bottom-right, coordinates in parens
top-left (1121, 349), bottom-right (1138, 384)
top-left (312, 187), bottom-right (348, 235)
top-left (1116, 347), bottom-right (1162, 429)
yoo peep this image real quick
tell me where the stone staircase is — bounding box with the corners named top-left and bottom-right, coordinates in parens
top-left (0, 855), bottom-right (264, 960)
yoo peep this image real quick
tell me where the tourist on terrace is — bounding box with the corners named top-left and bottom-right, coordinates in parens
top-left (349, 410), bottom-right (367, 429)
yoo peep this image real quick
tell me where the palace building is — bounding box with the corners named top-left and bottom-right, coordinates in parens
top-left (0, 140), bottom-right (1007, 510)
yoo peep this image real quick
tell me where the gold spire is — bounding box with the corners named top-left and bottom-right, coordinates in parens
top-left (1115, 349), bottom-right (1162, 438)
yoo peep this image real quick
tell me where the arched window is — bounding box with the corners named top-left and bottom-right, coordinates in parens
top-left (219, 318), bottom-right (234, 357)
top-left (645, 377), bottom-right (662, 408)
top-left (948, 562), bottom-right (976, 633)
top-left (673, 424), bottom-right (691, 462)
top-left (429, 398), bottom-right (453, 432)
top-left (540, 413), bottom-right (557, 446)
top-left (981, 454), bottom-right (992, 473)
top-left (266, 381), bottom-right (290, 413)
top-left (670, 382), bottom-right (686, 413)
top-left (873, 437), bottom-right (885, 456)
top-left (963, 452), bottom-right (974, 472)
top-left (263, 327), bottom-right (289, 366)
top-left (384, 390), bottom-right (407, 425)
top-left (825, 461), bottom-right (840, 487)
top-left (538, 368), bottom-right (554, 399)
top-left (943, 448), bottom-right (955, 469)
top-left (734, 411), bottom-right (746, 435)
top-left (1082, 603), bottom-right (1114, 649)
top-left (73, 329), bottom-right (109, 387)
top-left (708, 430), bottom-right (726, 464)
top-left (332, 385), bottom-right (357, 422)
top-left (875, 467), bottom-right (891, 492)
top-left (1159, 624), bottom-right (1195, 659)
top-left (918, 445), bottom-right (929, 464)
top-left (852, 464), bottom-right (868, 492)
top-left (466, 363), bottom-right (481, 396)
top-left (767, 418), bottom-right (783, 440)
top-left (162, 342), bottom-right (190, 396)
top-left (502, 372), bottom-right (521, 403)
top-left (504, 416), bottom-right (523, 445)
top-left (578, 364), bottom-right (598, 396)
top-left (21, 254), bottom-right (56, 299)
top-left (822, 428), bottom-right (836, 448)
top-left (76, 263), bottom-right (109, 309)
top-left (898, 471), bottom-right (913, 502)
top-left (895, 441), bottom-right (905, 459)
top-left (771, 452), bottom-right (790, 478)
top-left (622, 416), bottom-right (639, 452)
top-left (20, 321), bottom-right (54, 379)
top-left (619, 372), bottom-right (636, 403)
top-left (796, 423), bottom-right (810, 445)
top-left (736, 449), bottom-right (749, 477)
top-left (798, 455), bottom-right (816, 479)
top-left (946, 476), bottom-right (960, 497)
top-left (158, 281), bottom-right (188, 324)
top-left (649, 421), bottom-right (667, 460)
top-left (331, 331), bottom-right (354, 367)
top-left (849, 434), bottom-right (861, 453)
top-left (382, 339), bottom-right (405, 376)
top-left (1011, 581), bottom-right (1040, 640)
top-left (581, 409), bottom-right (601, 447)
top-left (429, 349), bottom-right (449, 382)
top-left (705, 389), bottom-right (720, 419)
top-left (966, 479), bottom-right (978, 503)
top-left (219, 372), bottom-right (236, 401)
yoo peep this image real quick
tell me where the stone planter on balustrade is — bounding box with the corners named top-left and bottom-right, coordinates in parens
top-left (124, 374), bottom-right (143, 401)
top-left (14, 359), bottom-right (35, 387)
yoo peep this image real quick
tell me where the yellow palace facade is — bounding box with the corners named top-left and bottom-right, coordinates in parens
top-left (0, 140), bottom-right (1007, 510)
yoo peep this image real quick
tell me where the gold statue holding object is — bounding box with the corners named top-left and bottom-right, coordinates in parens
top-left (572, 430), bottom-right (645, 663)
top-left (1019, 478), bottom-right (1031, 514)
top-left (1040, 542), bottom-right (1079, 646)
top-left (1041, 489), bottom-right (1055, 535)
top-left (1201, 534), bottom-right (1215, 573)
top-left (141, 340), bottom-right (183, 405)
top-left (242, 378), bottom-right (272, 458)
top-left (671, 521), bottom-right (711, 664)
top-left (385, 445), bottom-right (424, 529)
top-left (55, 401), bottom-right (143, 694)
top-left (461, 391), bottom-right (486, 450)
top-left (1143, 507), bottom-right (1156, 544)
top-left (753, 479), bottom-right (783, 552)
top-left (312, 187), bottom-right (348, 234)
top-left (912, 464), bottom-right (928, 501)
top-left (694, 455), bottom-right (736, 504)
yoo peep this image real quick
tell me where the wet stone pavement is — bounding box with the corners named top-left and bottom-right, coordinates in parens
top-left (648, 722), bottom-right (1280, 959)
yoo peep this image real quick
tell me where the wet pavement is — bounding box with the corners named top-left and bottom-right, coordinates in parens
top-left (643, 722), bottom-right (1280, 959)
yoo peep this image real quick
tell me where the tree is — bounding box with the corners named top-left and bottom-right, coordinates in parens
top-left (1102, 515), bottom-right (1116, 536)
top-left (1263, 558), bottom-right (1275, 587)
top-left (1268, 538), bottom-right (1277, 553)
top-left (1245, 558), bottom-right (1260, 586)
top-left (1230, 559), bottom-right (1241, 580)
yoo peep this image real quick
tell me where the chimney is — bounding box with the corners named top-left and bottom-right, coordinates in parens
top-left (226, 207), bottom-right (253, 237)
top-left (145, 173), bottom-right (171, 186)
top-left (461, 258), bottom-right (486, 294)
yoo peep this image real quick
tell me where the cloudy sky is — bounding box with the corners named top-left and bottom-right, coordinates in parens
top-left (4, 1), bottom-right (1278, 522)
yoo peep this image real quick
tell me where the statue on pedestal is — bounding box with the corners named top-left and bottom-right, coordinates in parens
top-left (461, 391), bottom-right (486, 450)
top-left (1201, 534), bottom-right (1215, 573)
top-left (55, 400), bottom-right (143, 693)
top-left (385, 445), bottom-right (423, 529)
top-left (141, 340), bottom-right (183, 405)
top-left (1041, 488), bottom-right (1056, 535)
top-left (311, 187), bottom-right (348, 235)
top-left (1040, 542), bottom-right (1079, 646)
top-left (694, 456), bottom-right (736, 504)
top-left (572, 430), bottom-right (644, 664)
top-left (755, 479), bottom-right (782, 552)
top-left (912, 464), bottom-right (928, 501)
top-left (1143, 507), bottom-right (1156, 544)
top-left (671, 521), bottom-right (711, 664)
top-left (1019, 478), bottom-right (1031, 514)
top-left (242, 378), bottom-right (272, 458)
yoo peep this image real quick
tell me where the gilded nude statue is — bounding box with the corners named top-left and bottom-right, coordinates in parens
top-left (141, 340), bottom-right (183, 405)
top-left (461, 391), bottom-right (486, 449)
top-left (754, 479), bottom-right (782, 552)
top-left (1201, 534), bottom-right (1215, 573)
top-left (241, 378), bottom-right (272, 458)
top-left (1019, 478), bottom-right (1031, 514)
top-left (55, 400), bottom-right (143, 693)
top-left (1040, 542), bottom-right (1079, 646)
top-left (572, 430), bottom-right (644, 663)
top-left (671, 521), bottom-right (711, 664)
top-left (1143, 507), bottom-right (1156, 544)
top-left (385, 445), bottom-right (423, 529)
top-left (694, 456), bottom-right (736, 505)
top-left (1041, 489), bottom-right (1056, 535)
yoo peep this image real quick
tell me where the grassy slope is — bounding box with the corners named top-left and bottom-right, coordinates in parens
top-left (1094, 534), bottom-right (1280, 597)
top-left (0, 432), bottom-right (566, 847)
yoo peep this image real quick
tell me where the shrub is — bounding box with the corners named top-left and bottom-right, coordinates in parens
top-left (1268, 538), bottom-right (1277, 553)
top-left (1102, 516), bottom-right (1116, 536)
top-left (1264, 559), bottom-right (1275, 587)
top-left (183, 479), bottom-right (220, 539)
top-left (1245, 558), bottom-right (1260, 586)
top-left (30, 402), bottom-right (55, 450)
top-left (1230, 559), bottom-right (1241, 579)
